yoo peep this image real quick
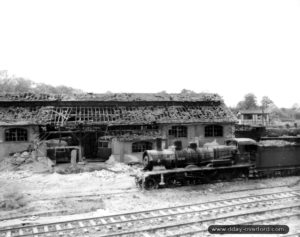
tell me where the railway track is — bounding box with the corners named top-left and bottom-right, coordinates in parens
top-left (1, 189), bottom-right (300, 237)
top-left (1, 184), bottom-right (292, 223)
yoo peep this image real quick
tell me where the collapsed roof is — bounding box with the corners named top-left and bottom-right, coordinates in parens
top-left (0, 93), bottom-right (237, 126)
top-left (0, 92), bottom-right (222, 102)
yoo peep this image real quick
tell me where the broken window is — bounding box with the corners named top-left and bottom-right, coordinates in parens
top-left (132, 141), bottom-right (153, 153)
top-left (5, 128), bottom-right (28, 141)
top-left (205, 125), bottom-right (223, 137)
top-left (168, 126), bottom-right (187, 138)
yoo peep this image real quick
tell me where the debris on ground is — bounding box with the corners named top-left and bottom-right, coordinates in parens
top-left (0, 155), bottom-right (53, 173)
top-left (0, 186), bottom-right (27, 210)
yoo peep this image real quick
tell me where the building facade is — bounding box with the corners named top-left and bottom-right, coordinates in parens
top-left (238, 110), bottom-right (270, 126)
top-left (0, 92), bottom-right (237, 163)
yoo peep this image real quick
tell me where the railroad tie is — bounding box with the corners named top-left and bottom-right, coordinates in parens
top-left (159, 210), bottom-right (168, 215)
top-left (100, 218), bottom-right (108, 224)
top-left (190, 206), bottom-right (200, 211)
top-left (67, 223), bottom-right (73, 229)
top-left (56, 224), bottom-right (62, 231)
top-left (141, 213), bottom-right (149, 218)
top-left (89, 220), bottom-right (97, 226)
top-left (109, 217), bottom-right (117, 223)
top-left (120, 215), bottom-right (127, 221)
top-left (130, 214), bottom-right (138, 220)
top-left (168, 209), bottom-right (177, 214)
top-left (44, 225), bottom-right (49, 232)
top-left (78, 221), bottom-right (85, 227)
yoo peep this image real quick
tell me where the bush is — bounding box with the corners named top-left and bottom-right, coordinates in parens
top-left (0, 187), bottom-right (26, 210)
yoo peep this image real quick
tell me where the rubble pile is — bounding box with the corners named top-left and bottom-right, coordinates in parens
top-left (0, 186), bottom-right (27, 210)
top-left (0, 153), bottom-right (52, 173)
top-left (259, 140), bottom-right (296, 147)
top-left (106, 162), bottom-right (134, 173)
top-left (0, 93), bottom-right (69, 101)
top-left (92, 169), bottom-right (117, 179)
top-left (0, 92), bottom-right (222, 102)
top-left (0, 106), bottom-right (56, 124)
top-left (98, 105), bottom-right (236, 125)
top-left (73, 92), bottom-right (222, 102)
top-left (0, 107), bottom-right (37, 122)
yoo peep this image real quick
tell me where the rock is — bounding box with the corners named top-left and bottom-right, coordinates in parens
top-left (21, 152), bottom-right (30, 158)
top-left (15, 157), bottom-right (26, 164)
top-left (25, 158), bottom-right (34, 164)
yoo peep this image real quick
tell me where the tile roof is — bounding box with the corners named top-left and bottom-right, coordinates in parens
top-left (0, 92), bottom-right (222, 102)
top-left (0, 103), bottom-right (237, 126)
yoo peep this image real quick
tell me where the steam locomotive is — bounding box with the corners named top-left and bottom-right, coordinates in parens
top-left (137, 138), bottom-right (300, 189)
top-left (143, 138), bottom-right (257, 171)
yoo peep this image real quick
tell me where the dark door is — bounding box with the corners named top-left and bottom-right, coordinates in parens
top-left (97, 140), bottom-right (112, 161)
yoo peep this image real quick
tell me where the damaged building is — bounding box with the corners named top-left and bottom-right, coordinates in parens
top-left (0, 92), bottom-right (237, 164)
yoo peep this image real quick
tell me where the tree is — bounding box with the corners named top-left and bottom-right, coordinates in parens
top-left (0, 71), bottom-right (83, 95)
top-left (181, 89), bottom-right (196, 94)
top-left (236, 93), bottom-right (258, 110)
top-left (261, 96), bottom-right (274, 109)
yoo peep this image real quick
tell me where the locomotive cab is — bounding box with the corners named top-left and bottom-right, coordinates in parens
top-left (225, 138), bottom-right (258, 164)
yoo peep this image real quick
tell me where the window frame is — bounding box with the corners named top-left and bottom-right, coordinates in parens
top-left (5, 128), bottom-right (28, 142)
top-left (204, 125), bottom-right (223, 137)
top-left (168, 126), bottom-right (188, 138)
top-left (132, 141), bottom-right (153, 153)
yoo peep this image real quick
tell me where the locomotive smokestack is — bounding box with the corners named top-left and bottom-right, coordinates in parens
top-left (156, 138), bottom-right (162, 151)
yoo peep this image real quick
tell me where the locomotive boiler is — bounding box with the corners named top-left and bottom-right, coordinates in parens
top-left (143, 138), bottom-right (257, 171)
top-left (136, 138), bottom-right (300, 189)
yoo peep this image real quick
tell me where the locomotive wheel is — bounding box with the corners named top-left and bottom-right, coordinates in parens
top-left (144, 178), bottom-right (158, 190)
top-left (165, 176), bottom-right (177, 188)
top-left (143, 155), bottom-right (153, 171)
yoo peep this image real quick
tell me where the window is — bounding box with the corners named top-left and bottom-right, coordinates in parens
top-left (243, 114), bottom-right (253, 120)
top-left (205, 125), bottom-right (223, 137)
top-left (132, 141), bottom-right (152, 153)
top-left (5, 128), bottom-right (28, 141)
top-left (98, 141), bottom-right (109, 148)
top-left (168, 126), bottom-right (187, 138)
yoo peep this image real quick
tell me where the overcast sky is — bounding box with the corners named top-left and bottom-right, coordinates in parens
top-left (0, 0), bottom-right (300, 108)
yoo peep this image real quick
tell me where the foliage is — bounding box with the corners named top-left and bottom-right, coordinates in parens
top-left (236, 93), bottom-right (258, 110)
top-left (261, 96), bottom-right (274, 109)
top-left (0, 70), bottom-right (83, 95)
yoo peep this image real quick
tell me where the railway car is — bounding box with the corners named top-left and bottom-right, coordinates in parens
top-left (136, 138), bottom-right (300, 189)
top-left (255, 144), bottom-right (300, 177)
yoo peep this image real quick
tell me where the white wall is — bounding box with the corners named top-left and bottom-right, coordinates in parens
top-left (0, 125), bottom-right (39, 160)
